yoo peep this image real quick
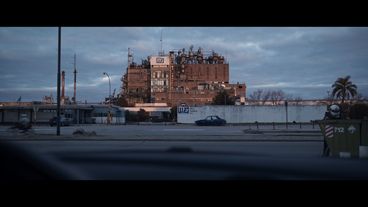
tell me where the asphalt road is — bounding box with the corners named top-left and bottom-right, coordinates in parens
top-left (0, 124), bottom-right (323, 141)
top-left (1, 124), bottom-right (367, 180)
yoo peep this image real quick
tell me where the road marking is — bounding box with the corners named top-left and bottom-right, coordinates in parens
top-left (163, 129), bottom-right (204, 131)
top-left (33, 129), bottom-right (58, 131)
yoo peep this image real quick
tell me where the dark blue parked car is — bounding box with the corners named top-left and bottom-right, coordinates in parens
top-left (49, 117), bottom-right (72, 127)
top-left (195, 115), bottom-right (226, 126)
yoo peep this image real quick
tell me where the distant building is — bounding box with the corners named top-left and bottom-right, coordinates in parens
top-left (121, 47), bottom-right (246, 107)
top-left (244, 99), bottom-right (368, 106)
top-left (0, 102), bottom-right (125, 125)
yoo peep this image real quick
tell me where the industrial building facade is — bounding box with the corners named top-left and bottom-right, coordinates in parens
top-left (122, 47), bottom-right (246, 106)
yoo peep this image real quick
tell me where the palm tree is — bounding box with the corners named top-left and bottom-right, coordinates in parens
top-left (331, 76), bottom-right (357, 104)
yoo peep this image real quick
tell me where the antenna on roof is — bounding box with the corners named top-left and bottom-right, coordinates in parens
top-left (128, 48), bottom-right (133, 65)
top-left (160, 29), bottom-right (163, 56)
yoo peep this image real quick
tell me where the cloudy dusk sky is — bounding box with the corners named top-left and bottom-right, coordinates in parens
top-left (0, 27), bottom-right (367, 102)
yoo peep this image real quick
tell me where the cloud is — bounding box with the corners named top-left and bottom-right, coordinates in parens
top-left (251, 82), bottom-right (331, 89)
top-left (0, 86), bottom-right (56, 92)
top-left (1, 27), bottom-right (367, 102)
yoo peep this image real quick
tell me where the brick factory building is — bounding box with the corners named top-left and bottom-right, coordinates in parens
top-left (121, 47), bottom-right (246, 107)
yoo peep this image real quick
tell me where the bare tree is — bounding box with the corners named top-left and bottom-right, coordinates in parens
top-left (269, 90), bottom-right (285, 105)
top-left (262, 90), bottom-right (271, 105)
top-left (248, 89), bottom-right (293, 105)
top-left (285, 94), bottom-right (294, 100)
top-left (293, 96), bottom-right (303, 105)
top-left (248, 89), bottom-right (264, 105)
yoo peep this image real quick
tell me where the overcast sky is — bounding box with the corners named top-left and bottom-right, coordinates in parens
top-left (0, 27), bottom-right (367, 102)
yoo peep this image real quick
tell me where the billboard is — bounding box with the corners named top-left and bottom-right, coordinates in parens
top-left (150, 56), bottom-right (170, 67)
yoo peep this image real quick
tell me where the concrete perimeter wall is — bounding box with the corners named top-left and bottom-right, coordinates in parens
top-left (177, 105), bottom-right (326, 123)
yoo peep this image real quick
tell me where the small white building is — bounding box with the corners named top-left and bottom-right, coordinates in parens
top-left (122, 103), bottom-right (171, 120)
top-left (0, 102), bottom-right (125, 125)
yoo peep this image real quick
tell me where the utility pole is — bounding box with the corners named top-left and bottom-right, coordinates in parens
top-left (160, 29), bottom-right (163, 56)
top-left (61, 70), bottom-right (65, 99)
top-left (57, 27), bottom-right (61, 136)
top-left (73, 53), bottom-right (77, 104)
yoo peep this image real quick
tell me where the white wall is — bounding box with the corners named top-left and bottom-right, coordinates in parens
top-left (93, 116), bottom-right (125, 124)
top-left (177, 105), bottom-right (326, 123)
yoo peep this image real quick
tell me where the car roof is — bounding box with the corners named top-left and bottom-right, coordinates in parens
top-left (205, 115), bottom-right (221, 119)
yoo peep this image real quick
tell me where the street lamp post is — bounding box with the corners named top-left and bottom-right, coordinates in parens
top-left (57, 27), bottom-right (61, 136)
top-left (103, 72), bottom-right (111, 124)
top-left (103, 72), bottom-right (111, 100)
